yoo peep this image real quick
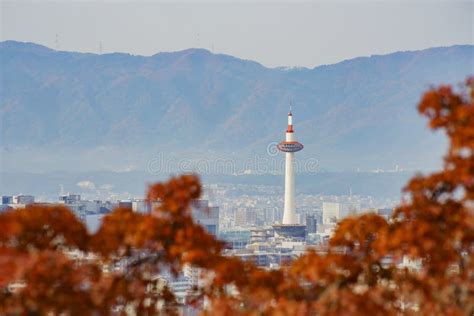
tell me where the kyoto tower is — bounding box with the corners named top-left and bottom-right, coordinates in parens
top-left (277, 108), bottom-right (304, 225)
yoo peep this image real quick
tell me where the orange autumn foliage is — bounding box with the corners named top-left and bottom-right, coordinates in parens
top-left (0, 78), bottom-right (473, 315)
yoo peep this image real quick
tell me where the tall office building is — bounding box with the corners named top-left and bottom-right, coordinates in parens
top-left (323, 202), bottom-right (350, 224)
top-left (193, 200), bottom-right (219, 237)
top-left (305, 214), bottom-right (317, 234)
top-left (234, 207), bottom-right (258, 227)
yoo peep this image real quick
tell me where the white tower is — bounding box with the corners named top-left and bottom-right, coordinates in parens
top-left (277, 110), bottom-right (304, 225)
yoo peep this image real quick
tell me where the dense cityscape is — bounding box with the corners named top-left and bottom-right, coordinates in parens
top-left (0, 189), bottom-right (396, 305)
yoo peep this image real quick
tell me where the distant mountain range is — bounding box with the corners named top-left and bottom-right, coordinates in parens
top-left (1, 41), bottom-right (473, 172)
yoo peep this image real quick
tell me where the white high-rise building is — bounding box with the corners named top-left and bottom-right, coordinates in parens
top-left (323, 202), bottom-right (350, 224)
top-left (12, 195), bottom-right (35, 205)
top-left (322, 201), bottom-right (360, 224)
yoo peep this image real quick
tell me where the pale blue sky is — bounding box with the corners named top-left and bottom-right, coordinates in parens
top-left (1, 1), bottom-right (473, 68)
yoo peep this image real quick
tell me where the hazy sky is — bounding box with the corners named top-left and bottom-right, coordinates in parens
top-left (1, 1), bottom-right (472, 68)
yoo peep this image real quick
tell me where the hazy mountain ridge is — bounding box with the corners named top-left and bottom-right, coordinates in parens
top-left (1, 41), bottom-right (473, 171)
